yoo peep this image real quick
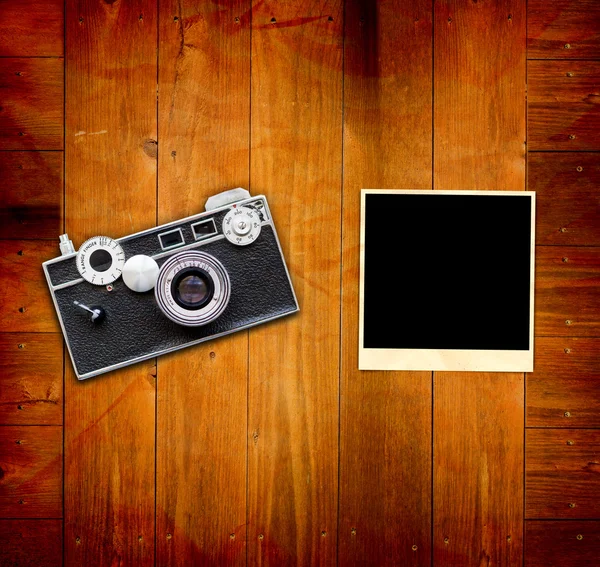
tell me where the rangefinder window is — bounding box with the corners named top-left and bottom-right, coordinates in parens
top-left (191, 219), bottom-right (217, 241)
top-left (159, 228), bottom-right (184, 250)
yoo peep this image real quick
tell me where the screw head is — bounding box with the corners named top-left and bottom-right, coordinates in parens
top-left (565, 320), bottom-right (573, 326)
top-left (258, 534), bottom-right (264, 540)
top-left (564, 43), bottom-right (571, 49)
top-left (564, 411), bottom-right (571, 417)
top-left (566, 440), bottom-right (574, 445)
top-left (412, 544), bottom-right (418, 551)
top-left (564, 348), bottom-right (571, 354)
top-left (577, 534), bottom-right (583, 540)
top-left (566, 71), bottom-right (574, 77)
top-left (576, 166), bottom-right (583, 172)
top-left (569, 134), bottom-right (576, 140)
top-left (444, 537), bottom-right (450, 544)
top-left (569, 502), bottom-right (576, 508)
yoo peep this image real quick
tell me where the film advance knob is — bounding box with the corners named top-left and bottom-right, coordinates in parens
top-left (122, 255), bottom-right (160, 293)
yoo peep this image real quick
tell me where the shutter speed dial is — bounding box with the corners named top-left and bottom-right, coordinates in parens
top-left (76, 236), bottom-right (125, 285)
top-left (223, 206), bottom-right (261, 246)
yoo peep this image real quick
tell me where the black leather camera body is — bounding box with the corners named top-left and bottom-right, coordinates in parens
top-left (43, 188), bottom-right (299, 379)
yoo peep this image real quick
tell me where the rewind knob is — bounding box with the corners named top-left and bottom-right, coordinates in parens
top-left (122, 255), bottom-right (160, 292)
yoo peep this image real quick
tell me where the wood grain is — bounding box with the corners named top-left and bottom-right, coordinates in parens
top-left (525, 520), bottom-right (600, 567)
top-left (0, 240), bottom-right (60, 333)
top-left (434, 374), bottom-right (524, 566)
top-left (340, 1), bottom-right (432, 565)
top-left (248, 1), bottom-right (342, 564)
top-left (434, 0), bottom-right (526, 564)
top-left (527, 337), bottom-right (600, 427)
top-left (0, 0), bottom-right (64, 57)
top-left (526, 429), bottom-right (600, 519)
top-left (434, 0), bottom-right (526, 191)
top-left (0, 333), bottom-right (63, 425)
top-left (0, 519), bottom-right (62, 567)
top-left (0, 152), bottom-right (63, 240)
top-left (535, 246), bottom-right (600, 337)
top-left (64, 0), bottom-right (157, 565)
top-left (0, 426), bottom-right (62, 518)
top-left (156, 3), bottom-right (249, 563)
top-left (528, 61), bottom-right (600, 151)
top-left (528, 152), bottom-right (600, 246)
top-left (0, 58), bottom-right (63, 150)
top-left (527, 0), bottom-right (600, 60)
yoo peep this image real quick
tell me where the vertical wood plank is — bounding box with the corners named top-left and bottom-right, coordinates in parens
top-left (340, 1), bottom-right (433, 565)
top-left (434, 0), bottom-right (526, 564)
top-left (156, 2), bottom-right (250, 564)
top-left (64, 1), bottom-right (157, 565)
top-left (248, 1), bottom-right (342, 564)
top-left (0, 520), bottom-right (62, 567)
top-left (0, 0), bottom-right (64, 57)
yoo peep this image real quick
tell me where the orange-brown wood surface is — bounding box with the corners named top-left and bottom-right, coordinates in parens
top-left (156, 2), bottom-right (249, 564)
top-left (0, 152), bottom-right (63, 240)
top-left (248, 2), bottom-right (342, 564)
top-left (64, 1), bottom-right (157, 565)
top-left (526, 429), bottom-right (600, 519)
top-left (433, 0), bottom-right (526, 565)
top-left (528, 60), bottom-right (600, 151)
top-left (528, 152), bottom-right (600, 246)
top-left (535, 246), bottom-right (600, 337)
top-left (0, 334), bottom-right (63, 425)
top-left (2, 0), bottom-right (599, 565)
top-left (528, 0), bottom-right (600, 60)
top-left (0, 0), bottom-right (64, 57)
top-left (340, 1), bottom-right (432, 565)
top-left (0, 240), bottom-right (60, 333)
top-left (0, 426), bottom-right (62, 518)
top-left (0, 58), bottom-right (63, 150)
top-left (525, 520), bottom-right (600, 567)
top-left (527, 337), bottom-right (600, 428)
top-left (0, 520), bottom-right (62, 567)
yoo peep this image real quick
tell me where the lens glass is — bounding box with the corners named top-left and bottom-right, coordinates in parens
top-left (89, 249), bottom-right (112, 272)
top-left (178, 274), bottom-right (209, 305)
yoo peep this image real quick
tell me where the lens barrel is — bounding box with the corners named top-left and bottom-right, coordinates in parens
top-left (155, 250), bottom-right (230, 327)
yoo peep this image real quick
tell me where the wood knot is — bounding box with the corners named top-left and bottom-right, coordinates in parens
top-left (143, 139), bottom-right (158, 159)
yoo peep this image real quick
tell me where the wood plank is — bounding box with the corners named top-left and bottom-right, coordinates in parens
top-left (248, 1), bottom-right (341, 564)
top-left (156, 2), bottom-right (249, 564)
top-left (0, 520), bottom-right (62, 567)
top-left (434, 1), bottom-right (526, 191)
top-left (0, 240), bottom-right (60, 333)
top-left (64, 0), bottom-right (157, 565)
top-left (0, 58), bottom-right (63, 150)
top-left (527, 0), bottom-right (600, 60)
top-left (339, 1), bottom-right (432, 565)
top-left (528, 61), bottom-right (600, 151)
top-left (526, 429), bottom-right (600, 519)
top-left (434, 374), bottom-right (524, 565)
top-left (528, 152), bottom-right (600, 246)
top-left (0, 333), bottom-right (63, 425)
top-left (0, 0), bottom-right (64, 57)
top-left (0, 426), bottom-right (62, 518)
top-left (0, 152), bottom-right (63, 240)
top-left (434, 0), bottom-right (526, 564)
top-left (535, 246), bottom-right (600, 337)
top-left (525, 520), bottom-right (600, 567)
top-left (527, 337), bottom-right (600, 427)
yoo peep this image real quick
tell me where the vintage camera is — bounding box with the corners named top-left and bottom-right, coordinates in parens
top-left (43, 188), bottom-right (299, 379)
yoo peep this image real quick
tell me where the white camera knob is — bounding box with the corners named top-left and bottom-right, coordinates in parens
top-left (122, 255), bottom-right (159, 293)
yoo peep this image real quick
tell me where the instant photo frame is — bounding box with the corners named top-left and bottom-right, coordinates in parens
top-left (359, 190), bottom-right (535, 372)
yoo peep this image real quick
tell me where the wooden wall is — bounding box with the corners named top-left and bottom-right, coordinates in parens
top-left (0, 0), bottom-right (597, 565)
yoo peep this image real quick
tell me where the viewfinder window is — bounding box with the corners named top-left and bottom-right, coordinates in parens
top-left (159, 229), bottom-right (184, 250)
top-left (191, 219), bottom-right (217, 241)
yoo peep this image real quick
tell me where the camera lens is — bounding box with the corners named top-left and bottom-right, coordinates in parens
top-left (89, 249), bottom-right (112, 272)
top-left (172, 269), bottom-right (214, 310)
top-left (155, 250), bottom-right (230, 327)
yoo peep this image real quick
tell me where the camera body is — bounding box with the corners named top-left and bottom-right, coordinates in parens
top-left (43, 188), bottom-right (299, 379)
